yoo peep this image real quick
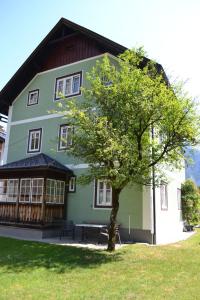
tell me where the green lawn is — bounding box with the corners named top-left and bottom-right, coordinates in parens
top-left (0, 231), bottom-right (200, 300)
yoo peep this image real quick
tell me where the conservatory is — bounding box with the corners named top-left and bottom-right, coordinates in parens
top-left (0, 153), bottom-right (73, 226)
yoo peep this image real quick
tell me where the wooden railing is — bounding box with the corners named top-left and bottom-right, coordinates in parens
top-left (0, 202), bottom-right (64, 225)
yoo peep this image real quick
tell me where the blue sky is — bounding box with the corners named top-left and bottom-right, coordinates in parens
top-left (1, 0), bottom-right (200, 99)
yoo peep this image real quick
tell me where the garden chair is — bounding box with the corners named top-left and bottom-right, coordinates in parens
top-left (98, 224), bottom-right (121, 244)
top-left (59, 220), bottom-right (74, 240)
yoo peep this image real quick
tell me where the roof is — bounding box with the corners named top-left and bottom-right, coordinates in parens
top-left (0, 18), bottom-right (167, 116)
top-left (0, 18), bottom-right (126, 115)
top-left (0, 153), bottom-right (73, 174)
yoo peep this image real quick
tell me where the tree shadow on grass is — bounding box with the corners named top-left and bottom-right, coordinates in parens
top-left (0, 237), bottom-right (122, 274)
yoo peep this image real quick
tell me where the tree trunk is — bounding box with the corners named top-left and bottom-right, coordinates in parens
top-left (107, 187), bottom-right (121, 251)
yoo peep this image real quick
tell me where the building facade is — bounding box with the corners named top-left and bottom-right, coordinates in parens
top-left (0, 18), bottom-right (184, 244)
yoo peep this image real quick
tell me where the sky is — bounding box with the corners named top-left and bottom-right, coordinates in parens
top-left (1, 0), bottom-right (200, 101)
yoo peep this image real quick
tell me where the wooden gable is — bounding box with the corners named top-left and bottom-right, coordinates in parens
top-left (41, 33), bottom-right (105, 71)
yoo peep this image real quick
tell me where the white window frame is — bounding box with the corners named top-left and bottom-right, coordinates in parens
top-left (27, 128), bottom-right (42, 153)
top-left (46, 179), bottom-right (65, 204)
top-left (69, 177), bottom-right (76, 192)
top-left (27, 89), bottom-right (39, 106)
top-left (177, 188), bottom-right (181, 210)
top-left (95, 180), bottom-right (112, 208)
top-left (54, 72), bottom-right (82, 100)
top-left (7, 179), bottom-right (19, 202)
top-left (160, 183), bottom-right (168, 210)
top-left (19, 178), bottom-right (44, 203)
top-left (19, 178), bottom-right (32, 203)
top-left (31, 178), bottom-right (44, 203)
top-left (58, 125), bottom-right (73, 150)
top-left (0, 179), bottom-right (19, 203)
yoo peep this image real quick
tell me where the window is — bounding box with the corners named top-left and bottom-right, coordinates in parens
top-left (0, 179), bottom-right (19, 202)
top-left (69, 177), bottom-right (76, 192)
top-left (28, 89), bottom-right (39, 106)
top-left (160, 183), bottom-right (168, 210)
top-left (19, 178), bottom-right (44, 203)
top-left (94, 180), bottom-right (112, 208)
top-left (55, 72), bottom-right (82, 100)
top-left (177, 188), bottom-right (181, 210)
top-left (31, 178), bottom-right (44, 203)
top-left (46, 179), bottom-right (65, 204)
top-left (7, 179), bottom-right (19, 202)
top-left (58, 125), bottom-right (73, 150)
top-left (0, 179), bottom-right (7, 202)
top-left (20, 179), bottom-right (31, 202)
top-left (28, 128), bottom-right (42, 153)
top-left (101, 75), bottom-right (112, 87)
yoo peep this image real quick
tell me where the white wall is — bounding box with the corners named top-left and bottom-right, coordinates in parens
top-left (155, 168), bottom-right (185, 244)
top-left (142, 167), bottom-right (185, 245)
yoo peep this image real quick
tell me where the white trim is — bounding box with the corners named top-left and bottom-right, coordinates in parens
top-left (12, 53), bottom-right (117, 106)
top-left (3, 105), bottom-right (13, 164)
top-left (65, 163), bottom-right (89, 169)
top-left (69, 177), bottom-right (76, 192)
top-left (10, 113), bottom-right (64, 126)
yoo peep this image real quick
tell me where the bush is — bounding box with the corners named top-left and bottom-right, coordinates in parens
top-left (181, 179), bottom-right (200, 226)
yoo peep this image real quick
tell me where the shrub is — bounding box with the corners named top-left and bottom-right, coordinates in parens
top-left (181, 179), bottom-right (200, 225)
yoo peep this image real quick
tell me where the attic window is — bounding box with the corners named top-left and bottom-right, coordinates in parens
top-left (27, 89), bottom-right (39, 106)
top-left (54, 72), bottom-right (82, 100)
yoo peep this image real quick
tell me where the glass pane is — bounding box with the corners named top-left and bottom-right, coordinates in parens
top-left (106, 190), bottom-right (111, 204)
top-left (57, 80), bottom-right (64, 95)
top-left (0, 179), bottom-right (7, 202)
top-left (72, 76), bottom-right (80, 94)
top-left (65, 78), bottom-right (71, 95)
top-left (30, 92), bottom-right (37, 104)
top-left (60, 126), bottom-right (67, 148)
top-left (67, 127), bottom-right (73, 146)
top-left (31, 137), bottom-right (35, 150)
top-left (99, 181), bottom-right (104, 190)
top-left (98, 190), bottom-right (104, 204)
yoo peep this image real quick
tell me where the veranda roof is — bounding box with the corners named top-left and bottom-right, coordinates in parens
top-left (0, 153), bottom-right (73, 176)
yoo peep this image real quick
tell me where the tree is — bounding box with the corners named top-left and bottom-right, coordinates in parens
top-left (57, 48), bottom-right (200, 251)
top-left (181, 179), bottom-right (200, 226)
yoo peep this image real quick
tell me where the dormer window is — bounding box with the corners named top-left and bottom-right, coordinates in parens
top-left (54, 72), bottom-right (82, 100)
top-left (27, 89), bottom-right (39, 106)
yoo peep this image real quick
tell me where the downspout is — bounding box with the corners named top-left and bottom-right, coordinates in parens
top-left (152, 164), bottom-right (156, 244)
top-left (151, 127), bottom-right (156, 244)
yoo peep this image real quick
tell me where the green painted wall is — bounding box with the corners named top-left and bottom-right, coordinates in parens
top-left (7, 55), bottom-right (144, 230)
top-left (7, 117), bottom-right (82, 165)
top-left (11, 56), bottom-right (116, 122)
top-left (67, 169), bottom-right (143, 229)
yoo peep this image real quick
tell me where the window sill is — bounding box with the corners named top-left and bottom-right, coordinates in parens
top-left (93, 206), bottom-right (112, 210)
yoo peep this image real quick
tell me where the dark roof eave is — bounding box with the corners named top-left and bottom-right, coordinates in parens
top-left (0, 165), bottom-right (73, 176)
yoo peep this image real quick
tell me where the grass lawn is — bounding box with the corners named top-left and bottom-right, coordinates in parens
top-left (0, 231), bottom-right (200, 300)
